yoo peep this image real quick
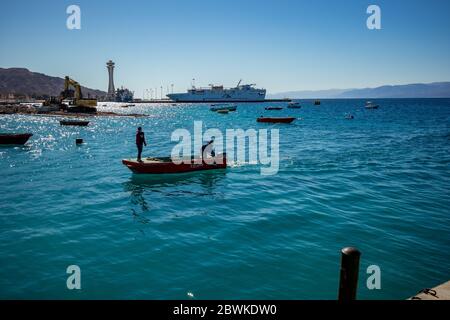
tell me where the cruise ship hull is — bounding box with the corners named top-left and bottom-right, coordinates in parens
top-left (167, 92), bottom-right (266, 102)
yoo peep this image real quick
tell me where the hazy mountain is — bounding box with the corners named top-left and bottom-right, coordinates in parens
top-left (269, 89), bottom-right (351, 99)
top-left (0, 68), bottom-right (106, 98)
top-left (269, 82), bottom-right (450, 99)
top-left (338, 82), bottom-right (450, 98)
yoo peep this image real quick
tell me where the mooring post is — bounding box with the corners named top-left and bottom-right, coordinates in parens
top-left (338, 247), bottom-right (361, 301)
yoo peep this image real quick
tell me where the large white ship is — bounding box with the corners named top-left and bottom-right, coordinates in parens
top-left (167, 80), bottom-right (266, 102)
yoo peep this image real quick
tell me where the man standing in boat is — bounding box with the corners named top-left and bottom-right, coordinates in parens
top-left (202, 138), bottom-right (215, 163)
top-left (136, 127), bottom-right (147, 162)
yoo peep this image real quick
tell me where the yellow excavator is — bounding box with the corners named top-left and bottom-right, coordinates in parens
top-left (59, 76), bottom-right (97, 113)
top-left (62, 76), bottom-right (82, 100)
top-left (43, 76), bottom-right (98, 113)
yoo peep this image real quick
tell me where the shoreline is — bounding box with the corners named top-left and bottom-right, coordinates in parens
top-left (0, 104), bottom-right (148, 118)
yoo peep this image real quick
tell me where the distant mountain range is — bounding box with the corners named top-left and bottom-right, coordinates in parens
top-left (0, 68), bottom-right (106, 98)
top-left (269, 82), bottom-right (450, 99)
top-left (2, 67), bottom-right (449, 100)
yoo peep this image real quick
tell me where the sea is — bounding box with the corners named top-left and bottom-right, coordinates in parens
top-left (0, 98), bottom-right (449, 299)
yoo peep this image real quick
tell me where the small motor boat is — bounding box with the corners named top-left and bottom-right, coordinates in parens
top-left (216, 109), bottom-right (229, 114)
top-left (210, 105), bottom-right (237, 112)
top-left (0, 133), bottom-right (33, 145)
top-left (265, 107), bottom-right (283, 110)
top-left (345, 114), bottom-right (354, 120)
top-left (288, 102), bottom-right (301, 108)
top-left (314, 100), bottom-right (321, 105)
top-left (122, 153), bottom-right (227, 174)
top-left (257, 117), bottom-right (296, 124)
top-left (365, 101), bottom-right (379, 109)
top-left (60, 120), bottom-right (90, 126)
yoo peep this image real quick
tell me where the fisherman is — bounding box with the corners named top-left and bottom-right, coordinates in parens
top-left (201, 138), bottom-right (215, 159)
top-left (136, 127), bottom-right (147, 162)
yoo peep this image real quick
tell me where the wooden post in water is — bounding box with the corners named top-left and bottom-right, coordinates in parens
top-left (338, 247), bottom-right (361, 301)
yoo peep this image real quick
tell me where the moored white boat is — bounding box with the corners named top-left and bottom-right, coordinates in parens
top-left (365, 101), bottom-right (379, 109)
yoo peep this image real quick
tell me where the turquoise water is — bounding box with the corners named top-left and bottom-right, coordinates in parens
top-left (0, 99), bottom-right (449, 299)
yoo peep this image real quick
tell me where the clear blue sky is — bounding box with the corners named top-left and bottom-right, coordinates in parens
top-left (1, 0), bottom-right (450, 96)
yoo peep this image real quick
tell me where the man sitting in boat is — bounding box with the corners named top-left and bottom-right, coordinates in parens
top-left (136, 127), bottom-right (147, 162)
top-left (202, 138), bottom-right (215, 163)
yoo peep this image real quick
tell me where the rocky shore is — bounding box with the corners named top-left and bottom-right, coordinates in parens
top-left (0, 104), bottom-right (146, 117)
top-left (0, 104), bottom-right (37, 115)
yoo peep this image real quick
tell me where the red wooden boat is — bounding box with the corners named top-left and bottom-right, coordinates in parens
top-left (122, 153), bottom-right (227, 174)
top-left (257, 117), bottom-right (296, 124)
top-left (0, 133), bottom-right (33, 145)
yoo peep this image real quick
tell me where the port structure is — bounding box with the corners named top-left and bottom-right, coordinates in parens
top-left (106, 60), bottom-right (115, 101)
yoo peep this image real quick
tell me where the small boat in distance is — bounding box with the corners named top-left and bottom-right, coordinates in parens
top-left (122, 154), bottom-right (227, 174)
top-left (345, 114), bottom-right (354, 120)
top-left (288, 102), bottom-right (301, 108)
top-left (257, 117), bottom-right (296, 124)
top-left (210, 104), bottom-right (237, 112)
top-left (265, 107), bottom-right (283, 110)
top-left (314, 100), bottom-right (321, 105)
top-left (0, 133), bottom-right (33, 145)
top-left (60, 120), bottom-right (90, 126)
top-left (216, 109), bottom-right (229, 114)
top-left (365, 101), bottom-right (379, 109)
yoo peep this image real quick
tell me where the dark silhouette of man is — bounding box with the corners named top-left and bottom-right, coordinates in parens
top-left (136, 127), bottom-right (147, 162)
top-left (202, 138), bottom-right (215, 159)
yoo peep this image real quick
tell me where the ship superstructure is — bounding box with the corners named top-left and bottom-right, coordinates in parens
top-left (167, 80), bottom-right (266, 102)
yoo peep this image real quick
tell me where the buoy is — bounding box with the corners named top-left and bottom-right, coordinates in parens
top-left (76, 138), bottom-right (83, 145)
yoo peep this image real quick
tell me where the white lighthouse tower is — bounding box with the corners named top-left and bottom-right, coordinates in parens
top-left (106, 60), bottom-right (115, 101)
